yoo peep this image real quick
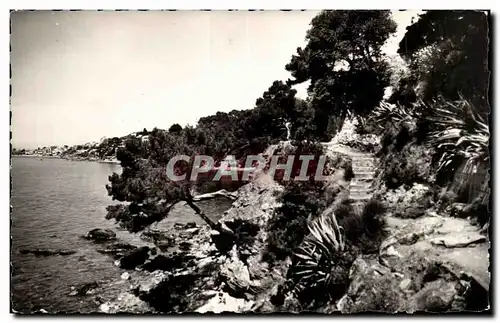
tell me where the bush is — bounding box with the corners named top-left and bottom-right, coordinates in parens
top-left (105, 203), bottom-right (171, 233)
top-left (460, 197), bottom-right (490, 227)
top-left (282, 199), bottom-right (386, 309)
top-left (394, 123), bottom-right (412, 151)
top-left (264, 181), bottom-right (326, 264)
top-left (336, 199), bottom-right (387, 254)
top-left (381, 142), bottom-right (434, 190)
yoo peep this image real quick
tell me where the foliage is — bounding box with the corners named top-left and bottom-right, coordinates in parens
top-left (289, 207), bottom-right (348, 304)
top-left (105, 80), bottom-right (305, 232)
top-left (336, 199), bottom-right (387, 253)
top-left (168, 124), bottom-right (183, 133)
top-left (290, 98), bottom-right (317, 141)
top-left (426, 98), bottom-right (489, 186)
top-left (285, 10), bottom-right (397, 139)
top-left (264, 180), bottom-right (326, 264)
top-left (397, 11), bottom-right (489, 109)
top-left (369, 101), bottom-right (420, 132)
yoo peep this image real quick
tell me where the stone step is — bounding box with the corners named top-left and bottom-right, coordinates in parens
top-left (351, 177), bottom-right (374, 183)
top-left (352, 166), bottom-right (374, 172)
top-left (349, 187), bottom-right (373, 194)
top-left (350, 183), bottom-right (374, 190)
top-left (353, 173), bottom-right (376, 180)
top-left (347, 153), bottom-right (375, 158)
top-left (349, 194), bottom-right (374, 201)
top-left (352, 161), bottom-right (376, 167)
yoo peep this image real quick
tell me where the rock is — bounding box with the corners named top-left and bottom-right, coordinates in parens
top-left (69, 282), bottom-right (99, 296)
top-left (220, 258), bottom-right (253, 297)
top-left (99, 303), bottom-right (110, 313)
top-left (195, 292), bottom-right (254, 313)
top-left (429, 233), bottom-right (487, 248)
top-left (408, 279), bottom-right (460, 313)
top-left (179, 242), bottom-right (191, 251)
top-left (185, 222), bottom-right (197, 229)
top-left (96, 242), bottom-right (137, 259)
top-left (19, 248), bottom-right (76, 257)
top-left (142, 253), bottom-right (196, 272)
top-left (185, 227), bottom-right (200, 234)
top-left (156, 242), bottom-right (173, 252)
top-left (447, 203), bottom-right (468, 218)
top-left (100, 292), bottom-right (152, 314)
top-left (121, 272), bottom-right (131, 280)
top-left (119, 247), bottom-right (151, 269)
top-left (399, 278), bottom-right (412, 290)
top-left (179, 232), bottom-right (194, 239)
top-left (174, 223), bottom-right (185, 230)
top-left (84, 228), bottom-right (117, 242)
top-left (140, 230), bottom-right (174, 244)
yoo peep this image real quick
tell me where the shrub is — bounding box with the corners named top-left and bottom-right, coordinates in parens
top-left (336, 199), bottom-right (387, 254)
top-left (394, 123), bottom-right (412, 151)
top-left (427, 99), bottom-right (489, 190)
top-left (381, 142), bottom-right (434, 190)
top-left (105, 203), bottom-right (172, 233)
top-left (437, 189), bottom-right (458, 211)
top-left (290, 208), bottom-right (346, 304)
top-left (284, 199), bottom-right (387, 309)
top-left (460, 197), bottom-right (491, 227)
top-left (264, 180), bottom-right (326, 264)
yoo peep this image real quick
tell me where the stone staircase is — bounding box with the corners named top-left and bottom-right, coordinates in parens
top-left (348, 152), bottom-right (377, 203)
top-left (323, 142), bottom-right (377, 211)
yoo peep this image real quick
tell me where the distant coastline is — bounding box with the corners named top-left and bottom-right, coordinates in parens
top-left (12, 154), bottom-right (121, 164)
top-left (12, 130), bottom-right (153, 165)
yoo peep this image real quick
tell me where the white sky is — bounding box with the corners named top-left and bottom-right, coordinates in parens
top-left (11, 10), bottom-right (420, 149)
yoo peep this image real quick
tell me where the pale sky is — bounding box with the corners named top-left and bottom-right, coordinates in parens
top-left (11, 10), bottom-right (420, 149)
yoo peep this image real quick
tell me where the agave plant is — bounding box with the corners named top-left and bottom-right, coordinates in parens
top-left (428, 98), bottom-right (489, 182)
top-left (369, 101), bottom-right (420, 129)
top-left (290, 208), bottom-right (345, 297)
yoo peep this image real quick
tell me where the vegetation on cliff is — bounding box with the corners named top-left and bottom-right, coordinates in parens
top-left (97, 10), bottom-right (489, 313)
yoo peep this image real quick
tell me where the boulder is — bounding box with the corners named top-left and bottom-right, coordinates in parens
top-left (140, 230), bottom-right (174, 244)
top-left (69, 282), bottom-right (99, 296)
top-left (119, 247), bottom-right (151, 269)
top-left (407, 279), bottom-right (461, 313)
top-left (96, 242), bottom-right (137, 259)
top-left (84, 228), bottom-right (117, 242)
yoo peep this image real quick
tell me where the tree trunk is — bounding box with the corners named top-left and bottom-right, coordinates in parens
top-left (192, 189), bottom-right (238, 202)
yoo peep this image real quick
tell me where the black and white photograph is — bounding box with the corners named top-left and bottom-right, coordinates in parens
top-left (9, 9), bottom-right (491, 314)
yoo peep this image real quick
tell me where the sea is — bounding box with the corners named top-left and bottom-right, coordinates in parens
top-left (10, 156), bottom-right (232, 313)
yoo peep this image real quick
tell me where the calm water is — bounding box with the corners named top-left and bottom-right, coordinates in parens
top-left (11, 156), bottom-right (232, 313)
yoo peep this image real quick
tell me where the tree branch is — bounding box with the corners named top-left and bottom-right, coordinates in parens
top-left (192, 189), bottom-right (238, 202)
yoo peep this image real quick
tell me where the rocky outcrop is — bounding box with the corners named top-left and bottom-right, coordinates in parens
top-left (333, 213), bottom-right (490, 313)
top-left (96, 242), bottom-right (138, 259)
top-left (119, 247), bottom-right (151, 270)
top-left (84, 228), bottom-right (117, 242)
top-left (98, 175), bottom-right (288, 314)
top-left (69, 282), bottom-right (99, 297)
